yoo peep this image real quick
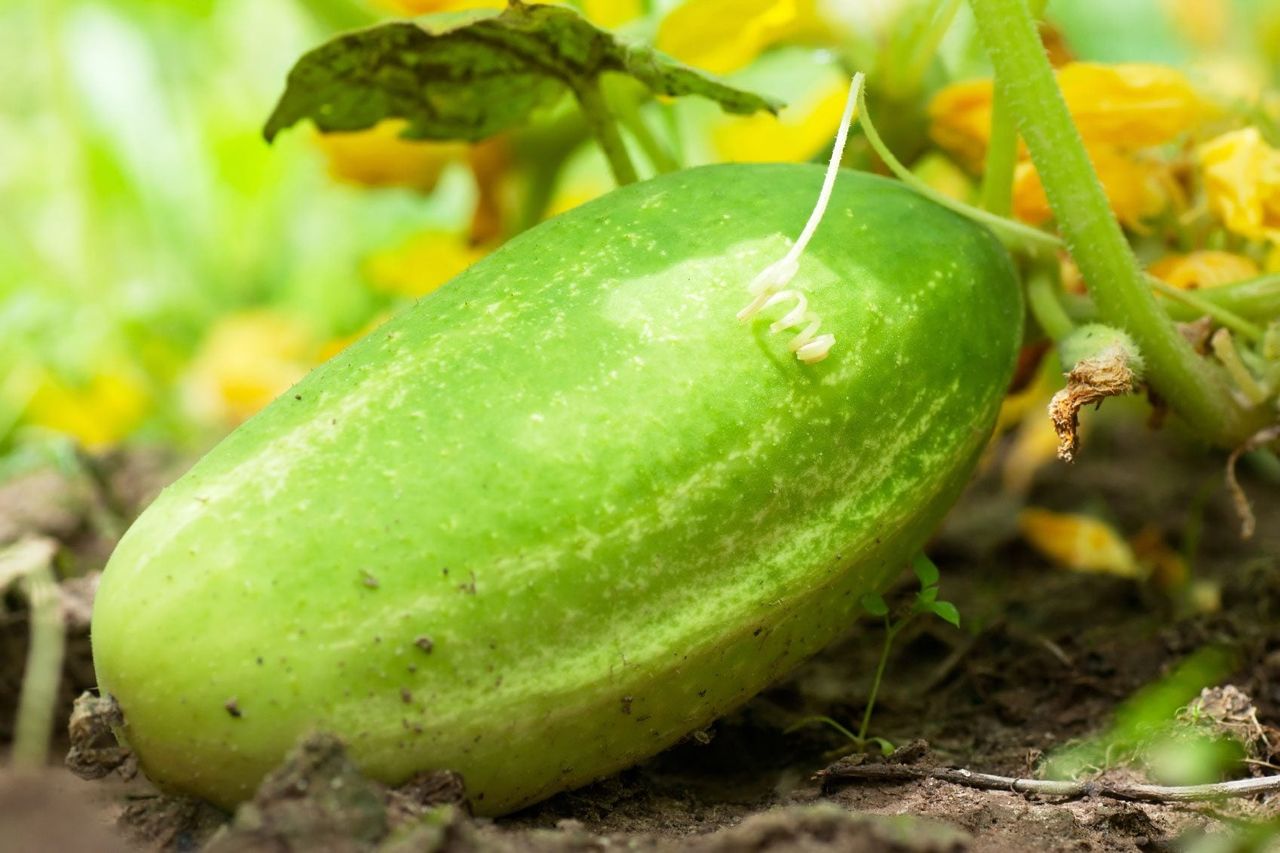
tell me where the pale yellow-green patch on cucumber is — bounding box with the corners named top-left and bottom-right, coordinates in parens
top-left (91, 163), bottom-right (1022, 816)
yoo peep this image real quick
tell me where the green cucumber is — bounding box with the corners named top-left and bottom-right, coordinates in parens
top-left (91, 163), bottom-right (1021, 816)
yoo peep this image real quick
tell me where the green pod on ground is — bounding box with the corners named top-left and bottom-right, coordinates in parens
top-left (92, 163), bottom-right (1022, 816)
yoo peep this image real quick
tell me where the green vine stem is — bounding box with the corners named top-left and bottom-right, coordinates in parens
top-left (978, 93), bottom-right (1016, 216)
top-left (1026, 265), bottom-right (1074, 341)
top-left (855, 88), bottom-right (1061, 254)
top-left (1159, 275), bottom-right (1280, 326)
top-left (967, 0), bottom-right (1270, 447)
top-left (612, 95), bottom-right (679, 174)
top-left (572, 78), bottom-right (639, 186)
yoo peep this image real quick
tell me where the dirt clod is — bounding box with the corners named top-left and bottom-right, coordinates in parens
top-left (66, 691), bottom-right (136, 781)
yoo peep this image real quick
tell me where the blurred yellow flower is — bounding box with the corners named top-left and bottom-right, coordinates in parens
top-left (25, 370), bottom-right (150, 450)
top-left (1197, 127), bottom-right (1280, 243)
top-left (314, 120), bottom-right (468, 192)
top-left (372, 0), bottom-right (503, 14)
top-left (930, 64), bottom-right (1211, 225)
top-left (582, 0), bottom-right (642, 28)
top-left (656, 0), bottom-right (826, 75)
top-left (184, 311), bottom-right (316, 426)
top-left (364, 231), bottom-right (489, 298)
top-left (713, 77), bottom-right (847, 162)
top-left (1018, 508), bottom-right (1144, 579)
top-left (1149, 250), bottom-right (1260, 289)
top-left (1161, 0), bottom-right (1230, 50)
top-left (1012, 145), bottom-right (1171, 230)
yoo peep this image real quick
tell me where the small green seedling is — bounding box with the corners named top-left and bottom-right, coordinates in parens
top-left (790, 554), bottom-right (960, 756)
top-left (854, 554), bottom-right (960, 752)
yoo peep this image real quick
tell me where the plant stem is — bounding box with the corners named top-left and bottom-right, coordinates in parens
top-left (979, 93), bottom-right (1017, 216)
top-left (858, 617), bottom-right (899, 742)
top-left (1027, 266), bottom-right (1074, 341)
top-left (967, 0), bottom-right (1269, 447)
top-left (614, 97), bottom-right (679, 174)
top-left (10, 541), bottom-right (64, 770)
top-left (1158, 274), bottom-right (1280, 325)
top-left (572, 79), bottom-right (639, 186)
top-left (1147, 277), bottom-right (1264, 342)
top-left (856, 88), bottom-right (1060, 254)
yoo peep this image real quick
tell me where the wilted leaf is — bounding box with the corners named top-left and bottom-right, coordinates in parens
top-left (264, 2), bottom-right (780, 144)
top-left (1018, 507), bottom-right (1145, 579)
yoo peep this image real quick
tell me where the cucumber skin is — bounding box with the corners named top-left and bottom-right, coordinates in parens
top-left (92, 164), bottom-right (1021, 816)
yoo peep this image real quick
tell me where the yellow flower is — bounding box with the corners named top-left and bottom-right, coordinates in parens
top-left (931, 61), bottom-right (1208, 227)
top-left (1057, 63), bottom-right (1213, 147)
top-left (582, 0), bottom-right (642, 28)
top-left (25, 369), bottom-right (150, 449)
top-left (656, 0), bottom-right (827, 75)
top-left (713, 77), bottom-right (848, 163)
top-left (313, 120), bottom-right (468, 192)
top-left (184, 311), bottom-right (317, 426)
top-left (1149, 251), bottom-right (1260, 289)
top-left (1197, 127), bottom-right (1280, 243)
top-left (372, 0), bottom-right (503, 14)
top-left (1018, 508), bottom-right (1144, 579)
top-left (364, 231), bottom-right (489, 299)
top-left (1012, 145), bottom-right (1171, 230)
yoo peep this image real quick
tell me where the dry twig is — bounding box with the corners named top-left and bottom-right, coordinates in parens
top-left (818, 761), bottom-right (1280, 804)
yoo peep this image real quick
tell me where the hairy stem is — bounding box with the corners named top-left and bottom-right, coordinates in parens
top-left (967, 0), bottom-right (1268, 446)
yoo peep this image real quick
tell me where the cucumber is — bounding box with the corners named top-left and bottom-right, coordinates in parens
top-left (91, 163), bottom-right (1021, 816)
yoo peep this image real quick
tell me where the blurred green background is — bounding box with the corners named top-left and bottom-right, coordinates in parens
top-left (3, 0), bottom-right (1278, 455)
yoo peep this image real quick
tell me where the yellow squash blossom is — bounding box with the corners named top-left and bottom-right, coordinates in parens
top-left (1012, 145), bottom-right (1172, 229)
top-left (184, 311), bottom-right (317, 427)
top-left (1198, 127), bottom-right (1280, 244)
top-left (24, 369), bottom-right (150, 450)
top-left (1149, 250), bottom-right (1259, 289)
top-left (931, 63), bottom-right (1211, 169)
top-left (931, 64), bottom-right (1208, 230)
top-left (1018, 508), bottom-right (1145, 579)
top-left (713, 76), bottom-right (848, 163)
top-left (656, 0), bottom-right (827, 75)
top-left (314, 120), bottom-right (469, 193)
top-left (364, 230), bottom-right (489, 299)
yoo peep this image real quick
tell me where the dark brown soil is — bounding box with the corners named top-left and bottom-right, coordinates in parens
top-left (2, 420), bottom-right (1278, 851)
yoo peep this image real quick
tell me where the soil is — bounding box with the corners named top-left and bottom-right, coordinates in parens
top-left (1, 419), bottom-right (1278, 852)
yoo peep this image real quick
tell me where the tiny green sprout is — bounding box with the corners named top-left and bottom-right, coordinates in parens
top-left (853, 552), bottom-right (961, 746)
top-left (790, 555), bottom-right (964, 753)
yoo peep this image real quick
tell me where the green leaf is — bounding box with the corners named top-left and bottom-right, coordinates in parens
top-left (264, 1), bottom-right (781, 143)
top-left (929, 601), bottom-right (961, 628)
top-left (916, 586), bottom-right (938, 605)
top-left (859, 593), bottom-right (889, 618)
top-left (911, 553), bottom-right (940, 589)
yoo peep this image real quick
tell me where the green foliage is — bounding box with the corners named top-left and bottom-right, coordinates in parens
top-left (264, 2), bottom-right (781, 144)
